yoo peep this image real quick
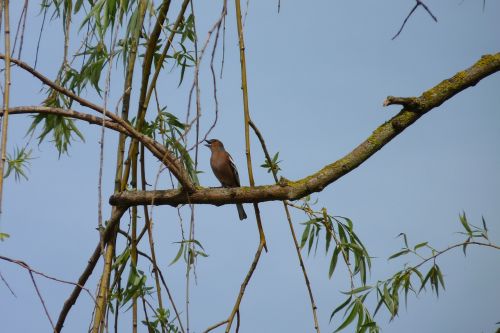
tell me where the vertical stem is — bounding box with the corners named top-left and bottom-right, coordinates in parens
top-left (224, 2), bottom-right (268, 332)
top-left (94, 1), bottom-right (148, 331)
top-left (131, 158), bottom-right (138, 333)
top-left (186, 2), bottom-right (200, 331)
top-left (140, 143), bottom-right (168, 333)
top-left (0, 0), bottom-right (11, 213)
top-left (248, 120), bottom-right (321, 332)
top-left (92, 225), bottom-right (118, 333)
top-left (234, 0), bottom-right (252, 184)
top-left (121, 0), bottom-right (190, 192)
top-left (283, 203), bottom-right (321, 332)
top-left (115, 0), bottom-right (148, 192)
top-left (234, 0), bottom-right (267, 248)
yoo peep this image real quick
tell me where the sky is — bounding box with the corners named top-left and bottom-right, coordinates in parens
top-left (1, 1), bottom-right (499, 332)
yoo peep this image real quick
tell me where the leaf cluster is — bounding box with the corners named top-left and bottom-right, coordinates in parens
top-left (169, 238), bottom-right (208, 266)
top-left (5, 147), bottom-right (34, 181)
top-left (330, 214), bottom-right (497, 333)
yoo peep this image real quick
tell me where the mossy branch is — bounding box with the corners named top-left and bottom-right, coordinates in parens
top-left (110, 52), bottom-right (500, 207)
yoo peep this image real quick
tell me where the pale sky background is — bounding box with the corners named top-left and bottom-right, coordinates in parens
top-left (1, 1), bottom-right (499, 333)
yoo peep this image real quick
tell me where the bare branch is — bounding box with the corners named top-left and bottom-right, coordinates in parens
top-left (29, 270), bottom-right (55, 331)
top-left (392, 0), bottom-right (438, 40)
top-left (0, 270), bottom-right (16, 297)
top-left (55, 206), bottom-right (127, 332)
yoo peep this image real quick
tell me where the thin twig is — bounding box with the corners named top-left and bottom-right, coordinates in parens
top-left (11, 0), bottom-right (28, 59)
top-left (412, 241), bottom-right (500, 271)
top-left (34, 4), bottom-right (47, 68)
top-left (225, 242), bottom-right (266, 332)
top-left (249, 120), bottom-right (321, 332)
top-left (392, 0), bottom-right (438, 40)
top-left (183, 0), bottom-right (227, 147)
top-left (203, 320), bottom-right (228, 333)
top-left (140, 144), bottom-right (168, 333)
top-left (29, 270), bottom-right (55, 331)
top-left (0, 270), bottom-right (16, 297)
top-left (0, 255), bottom-right (96, 302)
top-left (98, 14), bottom-right (120, 256)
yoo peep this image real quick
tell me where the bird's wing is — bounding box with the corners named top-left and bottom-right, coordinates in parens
top-left (227, 152), bottom-right (241, 187)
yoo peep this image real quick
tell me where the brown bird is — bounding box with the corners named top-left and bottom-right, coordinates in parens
top-left (205, 139), bottom-right (247, 220)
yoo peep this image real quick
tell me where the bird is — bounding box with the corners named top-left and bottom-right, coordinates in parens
top-left (205, 139), bottom-right (247, 220)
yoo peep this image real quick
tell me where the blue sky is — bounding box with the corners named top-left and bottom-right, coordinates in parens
top-left (1, 1), bottom-right (499, 332)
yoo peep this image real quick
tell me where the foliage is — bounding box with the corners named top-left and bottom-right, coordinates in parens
top-left (27, 113), bottom-right (85, 157)
top-left (322, 214), bottom-right (498, 333)
top-left (169, 239), bottom-right (208, 266)
top-left (260, 152), bottom-right (282, 174)
top-left (5, 147), bottom-right (34, 181)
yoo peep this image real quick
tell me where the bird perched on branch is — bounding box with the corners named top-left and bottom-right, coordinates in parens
top-left (205, 139), bottom-right (247, 220)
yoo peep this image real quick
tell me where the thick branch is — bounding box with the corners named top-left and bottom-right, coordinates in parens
top-left (110, 53), bottom-right (500, 207)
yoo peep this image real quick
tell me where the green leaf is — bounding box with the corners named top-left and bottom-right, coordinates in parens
top-left (388, 249), bottom-right (410, 260)
top-left (419, 266), bottom-right (434, 292)
top-left (330, 296), bottom-right (352, 322)
top-left (413, 242), bottom-right (428, 251)
top-left (355, 301), bottom-right (365, 333)
top-left (307, 225), bottom-right (315, 255)
top-left (0, 232), bottom-right (10, 241)
top-left (113, 248), bottom-right (131, 269)
top-left (328, 246), bottom-right (340, 279)
top-left (481, 216), bottom-right (488, 233)
top-left (169, 243), bottom-right (184, 266)
top-left (459, 212), bottom-right (472, 235)
top-left (435, 265), bottom-right (445, 290)
top-left (462, 237), bottom-right (471, 256)
top-left (383, 283), bottom-right (395, 316)
top-left (397, 233), bottom-right (408, 248)
top-left (334, 301), bottom-right (359, 332)
top-left (342, 285), bottom-right (372, 295)
top-left (325, 226), bottom-right (332, 254)
top-left (5, 147), bottom-right (34, 181)
top-left (28, 114), bottom-right (85, 156)
top-left (300, 224), bottom-right (311, 249)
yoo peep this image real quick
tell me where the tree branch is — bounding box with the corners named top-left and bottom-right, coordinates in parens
top-left (110, 53), bottom-right (500, 207)
top-left (3, 106), bottom-right (127, 134)
top-left (392, 0), bottom-right (438, 40)
top-left (0, 54), bottom-right (195, 192)
top-left (55, 206), bottom-right (127, 332)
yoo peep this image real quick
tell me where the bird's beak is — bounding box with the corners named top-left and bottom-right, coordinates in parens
top-left (204, 139), bottom-right (212, 148)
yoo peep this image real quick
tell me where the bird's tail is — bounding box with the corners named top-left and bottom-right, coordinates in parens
top-left (236, 203), bottom-right (247, 220)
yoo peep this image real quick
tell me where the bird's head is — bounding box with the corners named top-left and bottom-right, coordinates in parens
top-left (204, 139), bottom-right (224, 151)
